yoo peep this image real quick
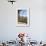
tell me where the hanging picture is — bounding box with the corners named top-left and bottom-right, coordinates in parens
top-left (16, 8), bottom-right (30, 27)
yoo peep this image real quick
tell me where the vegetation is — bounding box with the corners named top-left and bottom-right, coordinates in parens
top-left (18, 16), bottom-right (27, 24)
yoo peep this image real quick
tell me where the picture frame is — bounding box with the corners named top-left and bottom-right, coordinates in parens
top-left (16, 8), bottom-right (30, 27)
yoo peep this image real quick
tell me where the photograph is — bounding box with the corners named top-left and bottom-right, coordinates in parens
top-left (18, 9), bottom-right (27, 24)
top-left (16, 8), bottom-right (30, 27)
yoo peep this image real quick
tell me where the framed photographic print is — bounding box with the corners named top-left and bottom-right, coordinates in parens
top-left (16, 8), bottom-right (30, 27)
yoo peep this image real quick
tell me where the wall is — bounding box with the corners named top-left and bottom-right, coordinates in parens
top-left (0, 0), bottom-right (46, 41)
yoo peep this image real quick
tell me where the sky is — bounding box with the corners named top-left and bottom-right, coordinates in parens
top-left (19, 10), bottom-right (27, 17)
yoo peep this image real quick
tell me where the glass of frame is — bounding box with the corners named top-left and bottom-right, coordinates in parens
top-left (16, 8), bottom-right (30, 27)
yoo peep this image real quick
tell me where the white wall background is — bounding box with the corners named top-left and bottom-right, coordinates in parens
top-left (0, 0), bottom-right (46, 41)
